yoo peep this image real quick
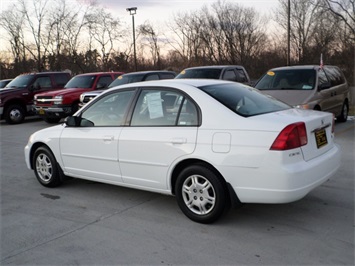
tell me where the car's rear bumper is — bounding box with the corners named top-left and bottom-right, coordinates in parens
top-left (224, 144), bottom-right (341, 204)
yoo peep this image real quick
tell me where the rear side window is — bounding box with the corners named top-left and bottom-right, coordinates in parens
top-left (53, 73), bottom-right (70, 87)
top-left (324, 67), bottom-right (346, 86)
top-left (131, 89), bottom-right (199, 126)
top-left (200, 83), bottom-right (290, 117)
top-left (236, 69), bottom-right (248, 83)
top-left (97, 76), bottom-right (113, 88)
top-left (176, 69), bottom-right (222, 79)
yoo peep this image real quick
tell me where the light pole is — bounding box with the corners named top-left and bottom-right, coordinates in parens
top-left (127, 7), bottom-right (137, 71)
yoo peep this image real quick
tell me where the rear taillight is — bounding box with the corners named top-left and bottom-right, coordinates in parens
top-left (270, 122), bottom-right (308, 150)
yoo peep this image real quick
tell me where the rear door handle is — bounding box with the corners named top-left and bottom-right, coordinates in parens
top-left (171, 138), bottom-right (187, 144)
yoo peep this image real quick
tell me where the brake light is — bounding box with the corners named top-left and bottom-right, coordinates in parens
top-left (270, 122), bottom-right (308, 150)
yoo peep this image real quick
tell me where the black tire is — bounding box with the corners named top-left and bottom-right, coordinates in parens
top-left (44, 117), bottom-right (61, 124)
top-left (337, 101), bottom-right (348, 123)
top-left (175, 164), bottom-right (228, 223)
top-left (4, 104), bottom-right (25, 124)
top-left (33, 146), bottom-right (62, 187)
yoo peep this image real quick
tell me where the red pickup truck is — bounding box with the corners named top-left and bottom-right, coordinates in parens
top-left (34, 72), bottom-right (123, 123)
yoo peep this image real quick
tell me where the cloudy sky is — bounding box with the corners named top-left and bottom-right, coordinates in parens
top-left (90, 0), bottom-right (279, 27)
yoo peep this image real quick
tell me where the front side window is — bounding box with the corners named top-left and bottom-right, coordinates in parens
top-left (131, 89), bottom-right (198, 126)
top-left (54, 74), bottom-right (70, 86)
top-left (65, 75), bottom-right (96, 89)
top-left (200, 83), bottom-right (290, 117)
top-left (176, 69), bottom-right (222, 79)
top-left (255, 69), bottom-right (316, 90)
top-left (80, 90), bottom-right (135, 126)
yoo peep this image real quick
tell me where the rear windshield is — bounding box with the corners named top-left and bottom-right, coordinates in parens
top-left (5, 75), bottom-right (34, 88)
top-left (65, 75), bottom-right (96, 89)
top-left (109, 74), bottom-right (145, 88)
top-left (199, 83), bottom-right (290, 117)
top-left (255, 69), bottom-right (316, 90)
top-left (176, 69), bottom-right (222, 79)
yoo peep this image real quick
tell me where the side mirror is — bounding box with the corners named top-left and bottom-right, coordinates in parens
top-left (65, 116), bottom-right (94, 127)
top-left (65, 116), bottom-right (80, 127)
top-left (318, 82), bottom-right (331, 91)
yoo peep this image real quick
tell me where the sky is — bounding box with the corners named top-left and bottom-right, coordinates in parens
top-left (0, 0), bottom-right (280, 56)
top-left (89, 0), bottom-right (280, 27)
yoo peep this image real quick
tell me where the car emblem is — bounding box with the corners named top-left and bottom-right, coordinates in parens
top-left (321, 119), bottom-right (325, 125)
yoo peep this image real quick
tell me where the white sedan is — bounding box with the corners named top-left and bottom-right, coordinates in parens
top-left (24, 79), bottom-right (340, 223)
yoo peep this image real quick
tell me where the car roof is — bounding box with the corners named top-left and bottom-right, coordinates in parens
top-left (182, 65), bottom-right (245, 70)
top-left (75, 72), bottom-right (124, 76)
top-left (110, 78), bottom-right (234, 90)
top-left (121, 70), bottom-right (176, 76)
top-left (268, 65), bottom-right (326, 71)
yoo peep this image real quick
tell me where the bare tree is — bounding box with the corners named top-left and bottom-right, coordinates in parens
top-left (322, 0), bottom-right (355, 39)
top-left (85, 8), bottom-right (123, 69)
top-left (139, 22), bottom-right (163, 68)
top-left (0, 7), bottom-right (27, 72)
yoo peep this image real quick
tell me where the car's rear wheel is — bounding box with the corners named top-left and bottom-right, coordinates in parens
top-left (5, 104), bottom-right (25, 124)
top-left (337, 100), bottom-right (348, 122)
top-left (175, 164), bottom-right (228, 223)
top-left (33, 146), bottom-right (62, 187)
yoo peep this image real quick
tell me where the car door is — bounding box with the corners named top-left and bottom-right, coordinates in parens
top-left (119, 88), bottom-right (199, 190)
top-left (60, 90), bottom-right (135, 182)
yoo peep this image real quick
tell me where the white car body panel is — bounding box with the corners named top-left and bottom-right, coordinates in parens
top-left (119, 127), bottom-right (197, 189)
top-left (24, 79), bottom-right (341, 205)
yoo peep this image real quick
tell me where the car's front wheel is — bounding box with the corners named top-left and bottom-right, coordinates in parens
top-left (33, 146), bottom-right (62, 187)
top-left (5, 104), bottom-right (25, 124)
top-left (175, 164), bottom-right (228, 223)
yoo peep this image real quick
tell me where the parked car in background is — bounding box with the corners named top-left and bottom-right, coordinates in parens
top-left (79, 70), bottom-right (176, 107)
top-left (254, 65), bottom-right (350, 122)
top-left (34, 72), bottom-right (124, 123)
top-left (25, 79), bottom-right (340, 223)
top-left (175, 65), bottom-right (251, 85)
top-left (0, 72), bottom-right (71, 124)
top-left (0, 79), bottom-right (12, 88)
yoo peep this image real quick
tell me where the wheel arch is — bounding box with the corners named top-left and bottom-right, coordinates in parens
top-left (170, 158), bottom-right (242, 207)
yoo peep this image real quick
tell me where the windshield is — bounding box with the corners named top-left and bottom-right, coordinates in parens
top-left (108, 74), bottom-right (145, 88)
top-left (255, 69), bottom-right (316, 90)
top-left (199, 83), bottom-right (290, 117)
top-left (176, 69), bottom-right (222, 79)
top-left (65, 75), bottom-right (96, 89)
top-left (5, 75), bottom-right (34, 88)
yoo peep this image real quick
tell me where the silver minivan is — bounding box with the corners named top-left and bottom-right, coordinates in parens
top-left (255, 65), bottom-right (350, 122)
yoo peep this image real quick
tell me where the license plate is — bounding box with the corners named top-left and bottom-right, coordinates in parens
top-left (38, 109), bottom-right (45, 115)
top-left (315, 129), bottom-right (327, 149)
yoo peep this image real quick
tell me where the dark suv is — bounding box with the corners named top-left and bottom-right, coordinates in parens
top-left (79, 70), bottom-right (176, 106)
top-left (175, 65), bottom-right (251, 85)
top-left (0, 72), bottom-right (71, 124)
